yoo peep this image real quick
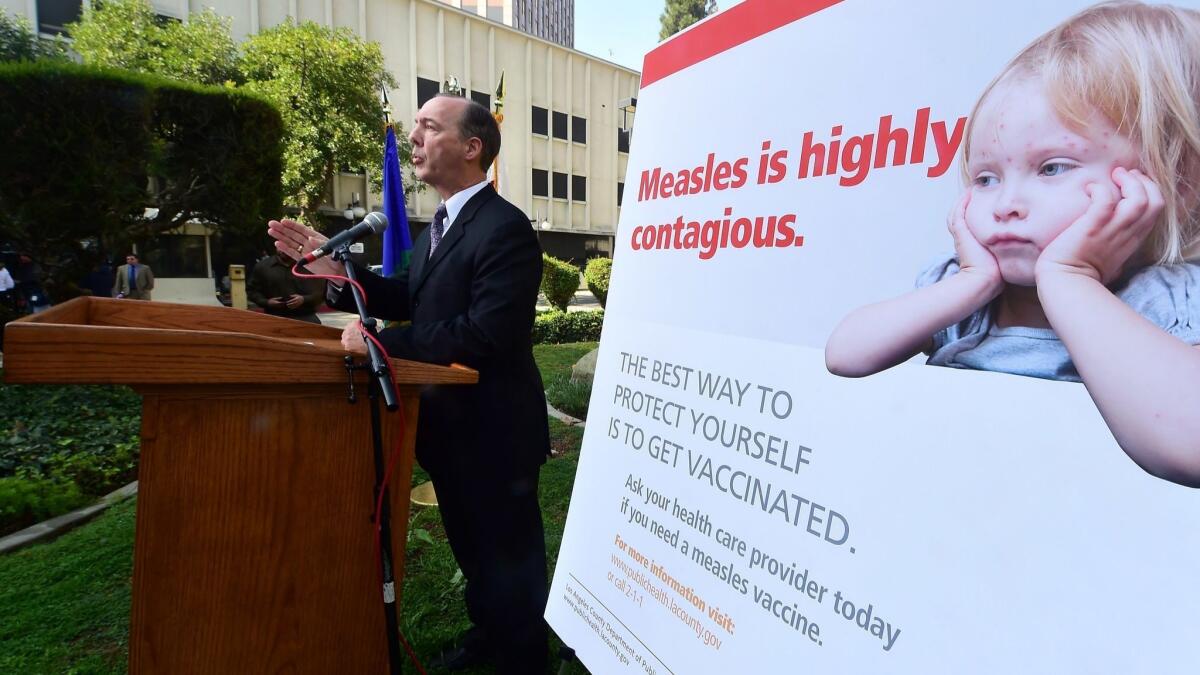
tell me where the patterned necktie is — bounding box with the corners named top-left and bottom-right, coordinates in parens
top-left (429, 203), bottom-right (447, 258)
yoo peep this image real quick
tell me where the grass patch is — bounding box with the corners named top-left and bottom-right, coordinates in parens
top-left (533, 342), bottom-right (597, 383)
top-left (0, 497), bottom-right (135, 674)
top-left (536, 342), bottom-right (597, 422)
top-left (546, 375), bottom-right (592, 421)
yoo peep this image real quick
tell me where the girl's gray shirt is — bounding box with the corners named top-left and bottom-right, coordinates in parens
top-left (916, 255), bottom-right (1200, 382)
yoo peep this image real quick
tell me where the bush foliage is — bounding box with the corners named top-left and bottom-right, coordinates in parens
top-left (0, 377), bottom-right (142, 535)
top-left (0, 61), bottom-right (283, 301)
top-left (533, 310), bottom-right (604, 345)
top-left (0, 10), bottom-right (67, 63)
top-left (67, 0), bottom-right (407, 224)
top-left (583, 256), bottom-right (611, 309)
top-left (541, 254), bottom-right (580, 312)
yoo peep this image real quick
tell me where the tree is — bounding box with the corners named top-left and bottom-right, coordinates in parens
top-left (0, 10), bottom-right (67, 63)
top-left (0, 62), bottom-right (282, 301)
top-left (68, 0), bottom-right (240, 86)
top-left (68, 3), bottom-right (410, 228)
top-left (240, 20), bottom-right (401, 225)
top-left (659, 0), bottom-right (718, 41)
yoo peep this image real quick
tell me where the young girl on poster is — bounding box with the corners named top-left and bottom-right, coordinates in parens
top-left (824, 1), bottom-right (1200, 487)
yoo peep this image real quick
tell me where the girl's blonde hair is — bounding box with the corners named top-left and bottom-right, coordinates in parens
top-left (963, 1), bottom-right (1200, 264)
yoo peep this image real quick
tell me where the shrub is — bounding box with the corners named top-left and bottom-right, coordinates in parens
top-left (0, 379), bottom-right (141, 534)
top-left (0, 475), bottom-right (86, 533)
top-left (533, 310), bottom-right (604, 345)
top-left (545, 375), bottom-right (592, 421)
top-left (541, 254), bottom-right (580, 312)
top-left (583, 256), bottom-right (612, 309)
top-left (0, 61), bottom-right (283, 302)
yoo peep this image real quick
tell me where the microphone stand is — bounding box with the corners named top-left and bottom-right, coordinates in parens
top-left (333, 246), bottom-right (403, 674)
top-left (334, 246), bottom-right (398, 412)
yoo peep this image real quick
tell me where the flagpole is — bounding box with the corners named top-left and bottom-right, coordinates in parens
top-left (491, 71), bottom-right (505, 193)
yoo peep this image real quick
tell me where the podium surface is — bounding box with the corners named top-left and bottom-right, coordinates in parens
top-left (4, 297), bottom-right (477, 673)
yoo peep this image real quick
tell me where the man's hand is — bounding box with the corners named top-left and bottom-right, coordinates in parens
top-left (341, 320), bottom-right (369, 356)
top-left (284, 294), bottom-right (305, 310)
top-left (267, 219), bottom-right (341, 277)
top-left (947, 190), bottom-right (1003, 296)
top-left (266, 297), bottom-right (285, 309)
top-left (1037, 167), bottom-right (1163, 285)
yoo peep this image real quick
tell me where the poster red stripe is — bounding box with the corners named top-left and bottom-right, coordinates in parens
top-left (641, 0), bottom-right (844, 88)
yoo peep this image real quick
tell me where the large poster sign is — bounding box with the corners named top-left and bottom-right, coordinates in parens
top-left (546, 0), bottom-right (1200, 672)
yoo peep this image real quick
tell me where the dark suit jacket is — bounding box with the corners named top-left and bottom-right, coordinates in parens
top-left (334, 185), bottom-right (550, 478)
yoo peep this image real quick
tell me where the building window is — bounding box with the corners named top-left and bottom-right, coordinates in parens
top-left (552, 111), bottom-right (568, 140)
top-left (552, 171), bottom-right (568, 199)
top-left (486, 0), bottom-right (503, 22)
top-left (572, 175), bottom-right (587, 202)
top-left (617, 182), bottom-right (625, 206)
top-left (417, 77), bottom-right (440, 108)
top-left (617, 128), bottom-right (631, 153)
top-left (37, 0), bottom-right (82, 35)
top-left (531, 106), bottom-right (549, 136)
top-left (571, 115), bottom-right (587, 144)
top-left (532, 169), bottom-right (549, 197)
top-left (470, 90), bottom-right (491, 110)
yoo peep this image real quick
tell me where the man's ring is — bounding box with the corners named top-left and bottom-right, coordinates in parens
top-left (296, 244), bottom-right (303, 253)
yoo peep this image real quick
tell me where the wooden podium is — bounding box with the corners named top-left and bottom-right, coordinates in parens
top-left (3, 297), bottom-right (477, 673)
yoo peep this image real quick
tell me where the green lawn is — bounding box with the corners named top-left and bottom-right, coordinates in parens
top-left (0, 344), bottom-right (597, 674)
top-left (534, 341), bottom-right (597, 383)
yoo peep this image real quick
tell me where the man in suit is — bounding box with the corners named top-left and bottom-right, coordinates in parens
top-left (113, 253), bottom-right (154, 300)
top-left (268, 94), bottom-right (550, 672)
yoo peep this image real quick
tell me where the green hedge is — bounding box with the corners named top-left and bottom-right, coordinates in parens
top-left (541, 254), bottom-right (580, 312)
top-left (0, 378), bottom-right (141, 535)
top-left (0, 61), bottom-right (282, 301)
top-left (533, 309), bottom-right (604, 344)
top-left (583, 256), bottom-right (611, 309)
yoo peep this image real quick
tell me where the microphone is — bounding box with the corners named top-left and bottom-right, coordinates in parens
top-left (302, 212), bottom-right (388, 264)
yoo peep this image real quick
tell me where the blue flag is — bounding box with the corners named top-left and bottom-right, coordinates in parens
top-left (381, 125), bottom-right (412, 277)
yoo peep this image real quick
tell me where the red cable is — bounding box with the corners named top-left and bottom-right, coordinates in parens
top-left (291, 262), bottom-right (427, 674)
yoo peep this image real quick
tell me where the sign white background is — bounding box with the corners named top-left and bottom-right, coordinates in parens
top-left (547, 1), bottom-right (1200, 672)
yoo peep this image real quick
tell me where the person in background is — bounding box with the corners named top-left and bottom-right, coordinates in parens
top-left (0, 261), bottom-right (14, 308)
top-left (113, 253), bottom-right (154, 300)
top-left (246, 249), bottom-right (325, 323)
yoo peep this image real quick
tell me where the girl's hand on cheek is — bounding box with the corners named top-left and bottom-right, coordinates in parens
top-left (948, 191), bottom-right (1002, 291)
top-left (1036, 168), bottom-right (1162, 285)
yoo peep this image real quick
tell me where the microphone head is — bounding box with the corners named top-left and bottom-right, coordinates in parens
top-left (364, 211), bottom-right (388, 234)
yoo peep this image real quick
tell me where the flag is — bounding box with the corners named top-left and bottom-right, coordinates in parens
top-left (381, 124), bottom-right (412, 277)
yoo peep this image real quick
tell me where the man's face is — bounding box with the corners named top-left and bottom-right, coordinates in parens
top-left (964, 78), bottom-right (1140, 286)
top-left (409, 97), bottom-right (473, 194)
top-left (126, 255), bottom-right (138, 265)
